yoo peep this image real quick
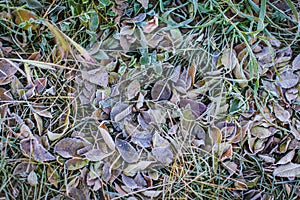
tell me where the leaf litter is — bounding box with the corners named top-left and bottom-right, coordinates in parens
top-left (1, 1), bottom-right (300, 199)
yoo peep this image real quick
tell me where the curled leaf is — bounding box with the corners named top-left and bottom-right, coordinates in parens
top-left (143, 16), bottom-right (158, 33)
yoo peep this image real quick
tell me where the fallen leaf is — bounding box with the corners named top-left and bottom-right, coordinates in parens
top-left (34, 78), bottom-right (47, 94)
top-left (120, 26), bottom-right (135, 36)
top-left (151, 80), bottom-right (171, 100)
top-left (152, 132), bottom-right (170, 148)
top-left (131, 131), bottom-right (152, 148)
top-left (83, 149), bottom-right (113, 161)
top-left (131, 13), bottom-right (147, 23)
top-left (134, 172), bottom-right (147, 187)
top-left (251, 126), bottom-right (273, 139)
top-left (54, 138), bottom-right (91, 158)
top-left (0, 88), bottom-right (13, 101)
top-left (20, 138), bottom-right (55, 162)
top-left (12, 9), bottom-right (38, 30)
top-left (124, 161), bottom-right (153, 177)
top-left (116, 139), bottom-right (139, 163)
top-left (285, 88), bottom-right (298, 103)
top-left (0, 60), bottom-right (17, 79)
top-left (179, 99), bottom-right (206, 118)
top-left (81, 69), bottom-right (108, 87)
top-left (121, 174), bottom-right (138, 189)
top-left (292, 54), bottom-right (300, 71)
top-left (276, 70), bottom-right (299, 89)
top-left (99, 127), bottom-right (115, 150)
top-left (46, 130), bottom-right (63, 141)
top-left (143, 190), bottom-right (162, 198)
top-left (27, 171), bottom-right (38, 186)
top-left (137, 0), bottom-right (149, 9)
top-left (65, 158), bottom-right (88, 170)
top-left (47, 166), bottom-right (59, 188)
top-left (152, 146), bottom-right (174, 165)
top-left (276, 150), bottom-right (295, 165)
top-left (221, 48), bottom-right (238, 71)
top-left (68, 187), bottom-right (86, 200)
top-left (13, 162), bottom-right (35, 177)
top-left (258, 154), bottom-right (275, 163)
top-left (127, 80), bottom-right (140, 100)
top-left (274, 104), bottom-right (291, 123)
top-left (143, 16), bottom-right (158, 33)
top-left (19, 124), bottom-right (33, 138)
top-left (33, 108), bottom-right (53, 118)
top-left (273, 163), bottom-right (300, 177)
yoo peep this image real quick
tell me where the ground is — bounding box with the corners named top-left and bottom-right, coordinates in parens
top-left (0, 0), bottom-right (300, 199)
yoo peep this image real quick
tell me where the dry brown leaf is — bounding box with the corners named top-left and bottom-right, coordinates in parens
top-left (99, 127), bottom-right (115, 150)
top-left (276, 150), bottom-right (295, 165)
top-left (20, 138), bottom-right (55, 162)
top-left (274, 103), bottom-right (291, 123)
top-left (120, 26), bottom-right (135, 35)
top-left (127, 80), bottom-right (140, 100)
top-left (27, 171), bottom-right (38, 186)
top-left (143, 16), bottom-right (158, 33)
top-left (143, 190), bottom-right (162, 198)
top-left (34, 78), bottom-right (47, 94)
top-left (116, 139), bottom-right (139, 163)
top-left (13, 162), bottom-right (35, 177)
top-left (54, 138), bottom-right (91, 158)
top-left (151, 80), bottom-right (171, 100)
top-left (285, 88), bottom-right (298, 103)
top-left (292, 54), bottom-right (300, 71)
top-left (19, 124), bottom-right (33, 138)
top-left (131, 131), bottom-right (152, 148)
top-left (179, 99), bottom-right (206, 118)
top-left (121, 174), bottom-right (138, 189)
top-left (221, 48), bottom-right (238, 71)
top-left (152, 132), bottom-right (170, 148)
top-left (276, 70), bottom-right (299, 89)
top-left (223, 161), bottom-right (237, 174)
top-left (120, 35), bottom-right (131, 52)
top-left (137, 0), bottom-right (149, 8)
top-left (273, 163), bottom-right (300, 177)
top-left (152, 146), bottom-right (174, 164)
top-left (0, 60), bottom-right (17, 80)
top-left (124, 161), bottom-right (153, 177)
top-left (47, 166), bottom-right (59, 188)
top-left (12, 9), bottom-right (38, 30)
top-left (81, 69), bottom-right (108, 87)
top-left (251, 126), bottom-right (273, 139)
top-left (33, 108), bottom-right (53, 118)
top-left (83, 149), bottom-right (113, 161)
top-left (68, 187), bottom-right (86, 200)
top-left (0, 88), bottom-right (13, 101)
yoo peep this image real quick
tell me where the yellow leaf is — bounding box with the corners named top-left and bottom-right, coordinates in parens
top-left (12, 9), bottom-right (38, 30)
